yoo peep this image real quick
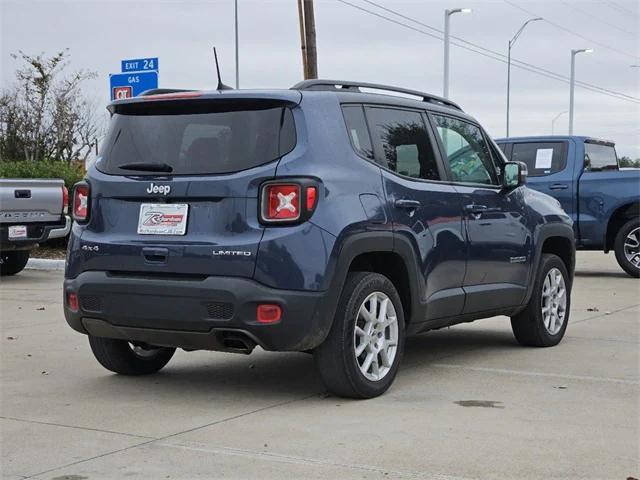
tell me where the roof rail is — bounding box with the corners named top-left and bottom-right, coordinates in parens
top-left (139, 88), bottom-right (195, 96)
top-left (291, 79), bottom-right (462, 111)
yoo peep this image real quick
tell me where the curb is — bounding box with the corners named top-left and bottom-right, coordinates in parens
top-left (26, 258), bottom-right (66, 271)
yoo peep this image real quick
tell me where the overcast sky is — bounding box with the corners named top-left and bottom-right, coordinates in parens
top-left (2, 0), bottom-right (639, 157)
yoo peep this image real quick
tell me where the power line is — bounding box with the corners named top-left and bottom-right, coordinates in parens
top-left (339, 0), bottom-right (639, 104)
top-left (503, 0), bottom-right (640, 62)
top-left (604, 1), bottom-right (636, 16)
top-left (359, 0), bottom-right (639, 102)
top-left (559, 1), bottom-right (635, 37)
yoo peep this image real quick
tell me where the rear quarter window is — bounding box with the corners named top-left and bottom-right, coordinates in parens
top-left (584, 142), bottom-right (618, 171)
top-left (341, 105), bottom-right (374, 160)
top-left (97, 102), bottom-right (296, 175)
top-left (511, 142), bottom-right (566, 177)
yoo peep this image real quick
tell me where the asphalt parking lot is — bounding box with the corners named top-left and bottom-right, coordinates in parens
top-left (1, 251), bottom-right (638, 480)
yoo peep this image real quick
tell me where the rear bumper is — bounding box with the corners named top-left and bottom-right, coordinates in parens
top-left (0, 216), bottom-right (71, 250)
top-left (63, 271), bottom-right (334, 352)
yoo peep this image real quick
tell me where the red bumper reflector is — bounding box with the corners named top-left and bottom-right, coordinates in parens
top-left (257, 304), bottom-right (282, 324)
top-left (67, 292), bottom-right (79, 312)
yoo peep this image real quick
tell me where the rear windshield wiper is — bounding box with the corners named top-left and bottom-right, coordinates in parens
top-left (118, 162), bottom-right (173, 173)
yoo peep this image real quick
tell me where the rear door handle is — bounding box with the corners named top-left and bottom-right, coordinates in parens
top-left (394, 199), bottom-right (421, 209)
top-left (549, 183), bottom-right (568, 190)
top-left (463, 204), bottom-right (489, 214)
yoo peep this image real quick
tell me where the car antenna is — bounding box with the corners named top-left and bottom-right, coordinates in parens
top-left (213, 47), bottom-right (234, 90)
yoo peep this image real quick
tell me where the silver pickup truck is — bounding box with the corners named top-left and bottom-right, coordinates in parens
top-left (0, 179), bottom-right (71, 275)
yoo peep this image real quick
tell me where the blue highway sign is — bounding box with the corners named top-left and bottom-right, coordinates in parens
top-left (121, 57), bottom-right (159, 73)
top-left (109, 71), bottom-right (158, 100)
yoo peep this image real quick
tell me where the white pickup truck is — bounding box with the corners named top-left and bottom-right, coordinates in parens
top-left (0, 179), bottom-right (71, 275)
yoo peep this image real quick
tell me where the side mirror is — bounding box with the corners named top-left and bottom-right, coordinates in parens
top-left (503, 161), bottom-right (527, 189)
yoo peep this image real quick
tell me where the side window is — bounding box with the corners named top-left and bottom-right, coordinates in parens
top-left (366, 107), bottom-right (440, 181)
top-left (432, 115), bottom-right (498, 185)
top-left (342, 105), bottom-right (374, 159)
top-left (497, 142), bottom-right (508, 154)
top-left (511, 142), bottom-right (566, 177)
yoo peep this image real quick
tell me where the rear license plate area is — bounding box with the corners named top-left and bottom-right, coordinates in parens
top-left (137, 204), bottom-right (188, 235)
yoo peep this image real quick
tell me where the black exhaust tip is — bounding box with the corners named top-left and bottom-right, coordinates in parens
top-left (219, 332), bottom-right (256, 355)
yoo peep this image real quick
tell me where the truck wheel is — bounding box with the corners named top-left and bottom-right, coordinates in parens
top-left (313, 272), bottom-right (405, 399)
top-left (0, 251), bottom-right (30, 276)
top-left (614, 218), bottom-right (640, 278)
top-left (88, 336), bottom-right (175, 375)
top-left (511, 254), bottom-right (571, 347)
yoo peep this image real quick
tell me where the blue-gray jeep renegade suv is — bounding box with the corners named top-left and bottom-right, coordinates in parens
top-left (64, 80), bottom-right (575, 398)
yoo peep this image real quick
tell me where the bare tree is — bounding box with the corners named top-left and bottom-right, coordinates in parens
top-left (0, 50), bottom-right (100, 163)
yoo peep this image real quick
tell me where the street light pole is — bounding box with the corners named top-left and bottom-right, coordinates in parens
top-left (234, 0), bottom-right (239, 89)
top-left (551, 111), bottom-right (568, 135)
top-left (569, 48), bottom-right (593, 135)
top-left (506, 17), bottom-right (542, 137)
top-left (443, 8), bottom-right (471, 99)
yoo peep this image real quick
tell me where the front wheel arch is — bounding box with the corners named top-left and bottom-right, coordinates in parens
top-left (516, 224), bottom-right (575, 314)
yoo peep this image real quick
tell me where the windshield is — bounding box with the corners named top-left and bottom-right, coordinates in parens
top-left (97, 103), bottom-right (296, 175)
top-left (585, 142), bottom-right (618, 171)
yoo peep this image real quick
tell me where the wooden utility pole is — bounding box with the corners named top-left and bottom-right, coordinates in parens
top-left (296, 0), bottom-right (308, 78)
top-left (297, 0), bottom-right (318, 79)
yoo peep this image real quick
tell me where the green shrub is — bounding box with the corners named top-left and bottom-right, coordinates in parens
top-left (0, 160), bottom-right (85, 190)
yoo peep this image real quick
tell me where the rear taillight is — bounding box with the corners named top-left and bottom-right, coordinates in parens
top-left (259, 179), bottom-right (319, 225)
top-left (264, 184), bottom-right (301, 221)
top-left (306, 186), bottom-right (317, 210)
top-left (73, 183), bottom-right (90, 222)
top-left (62, 186), bottom-right (69, 215)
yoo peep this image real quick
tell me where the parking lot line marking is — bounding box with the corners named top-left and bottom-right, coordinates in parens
top-left (155, 441), bottom-right (475, 480)
top-left (431, 364), bottom-right (639, 385)
top-left (570, 303), bottom-right (640, 325)
top-left (20, 394), bottom-right (318, 479)
top-left (0, 416), bottom-right (153, 440)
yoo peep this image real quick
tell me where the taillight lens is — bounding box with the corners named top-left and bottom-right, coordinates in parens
top-left (259, 180), bottom-right (319, 225)
top-left (306, 186), bottom-right (317, 211)
top-left (62, 186), bottom-right (69, 215)
top-left (263, 184), bottom-right (301, 222)
top-left (73, 183), bottom-right (90, 222)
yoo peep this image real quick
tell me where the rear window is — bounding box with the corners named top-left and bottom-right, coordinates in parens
top-left (97, 102), bottom-right (296, 175)
top-left (511, 142), bottom-right (566, 177)
top-left (584, 142), bottom-right (618, 171)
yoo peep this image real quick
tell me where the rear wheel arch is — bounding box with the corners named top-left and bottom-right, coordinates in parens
top-left (321, 232), bottom-right (421, 339)
top-left (348, 251), bottom-right (413, 325)
top-left (605, 202), bottom-right (640, 252)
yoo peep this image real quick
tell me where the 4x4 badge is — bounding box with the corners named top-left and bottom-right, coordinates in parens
top-left (146, 183), bottom-right (171, 195)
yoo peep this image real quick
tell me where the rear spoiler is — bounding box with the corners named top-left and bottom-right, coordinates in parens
top-left (107, 90), bottom-right (302, 115)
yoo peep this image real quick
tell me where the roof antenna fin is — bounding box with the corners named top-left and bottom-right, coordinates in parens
top-left (213, 47), bottom-right (234, 91)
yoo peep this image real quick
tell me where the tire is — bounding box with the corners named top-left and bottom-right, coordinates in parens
top-left (88, 336), bottom-right (175, 375)
top-left (0, 251), bottom-right (30, 276)
top-left (313, 272), bottom-right (405, 399)
top-left (511, 254), bottom-right (571, 347)
top-left (613, 217), bottom-right (640, 278)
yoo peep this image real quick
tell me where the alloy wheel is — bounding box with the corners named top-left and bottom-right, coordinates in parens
top-left (353, 291), bottom-right (399, 381)
top-left (541, 267), bottom-right (567, 335)
top-left (623, 227), bottom-right (640, 270)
